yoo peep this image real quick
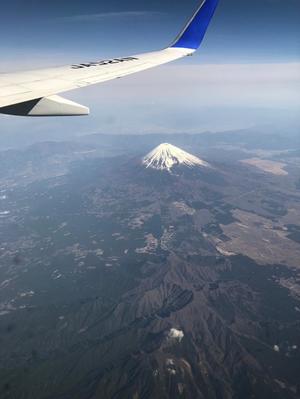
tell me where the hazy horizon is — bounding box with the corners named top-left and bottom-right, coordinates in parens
top-left (0, 0), bottom-right (299, 141)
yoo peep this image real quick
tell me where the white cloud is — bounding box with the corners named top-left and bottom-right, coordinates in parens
top-left (273, 345), bottom-right (280, 352)
top-left (168, 328), bottom-right (184, 342)
top-left (166, 358), bottom-right (177, 375)
top-left (59, 11), bottom-right (163, 23)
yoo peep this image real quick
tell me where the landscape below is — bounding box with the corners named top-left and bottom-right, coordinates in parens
top-left (0, 129), bottom-right (299, 399)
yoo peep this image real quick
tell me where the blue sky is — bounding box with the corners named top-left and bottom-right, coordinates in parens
top-left (0, 0), bottom-right (299, 139)
top-left (1, 0), bottom-right (299, 64)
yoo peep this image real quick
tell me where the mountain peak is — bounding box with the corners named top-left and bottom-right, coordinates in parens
top-left (142, 143), bottom-right (209, 171)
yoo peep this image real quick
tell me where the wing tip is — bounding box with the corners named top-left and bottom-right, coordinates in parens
top-left (171, 0), bottom-right (219, 51)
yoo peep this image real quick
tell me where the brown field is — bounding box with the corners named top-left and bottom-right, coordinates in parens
top-left (241, 158), bottom-right (288, 176)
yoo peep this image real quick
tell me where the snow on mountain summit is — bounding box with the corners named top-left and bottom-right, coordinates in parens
top-left (142, 143), bottom-right (209, 171)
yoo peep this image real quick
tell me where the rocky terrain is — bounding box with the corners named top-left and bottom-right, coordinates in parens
top-left (0, 132), bottom-right (300, 398)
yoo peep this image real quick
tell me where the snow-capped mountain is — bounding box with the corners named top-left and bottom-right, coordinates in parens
top-left (142, 143), bottom-right (209, 171)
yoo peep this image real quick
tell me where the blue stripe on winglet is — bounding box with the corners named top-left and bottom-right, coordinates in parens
top-left (171, 0), bottom-right (219, 50)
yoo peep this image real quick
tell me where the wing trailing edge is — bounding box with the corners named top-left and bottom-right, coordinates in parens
top-left (0, 95), bottom-right (89, 117)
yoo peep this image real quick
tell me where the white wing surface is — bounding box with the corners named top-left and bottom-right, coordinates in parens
top-left (0, 0), bottom-right (219, 116)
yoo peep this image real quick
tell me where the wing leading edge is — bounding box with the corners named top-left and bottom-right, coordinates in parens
top-left (0, 0), bottom-right (219, 117)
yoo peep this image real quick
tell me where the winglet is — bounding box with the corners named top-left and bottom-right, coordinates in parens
top-left (171, 0), bottom-right (219, 50)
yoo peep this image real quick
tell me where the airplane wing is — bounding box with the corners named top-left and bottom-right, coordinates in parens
top-left (0, 0), bottom-right (219, 117)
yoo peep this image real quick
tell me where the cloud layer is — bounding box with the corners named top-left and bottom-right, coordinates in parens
top-left (1, 63), bottom-right (299, 137)
top-left (59, 11), bottom-right (163, 22)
